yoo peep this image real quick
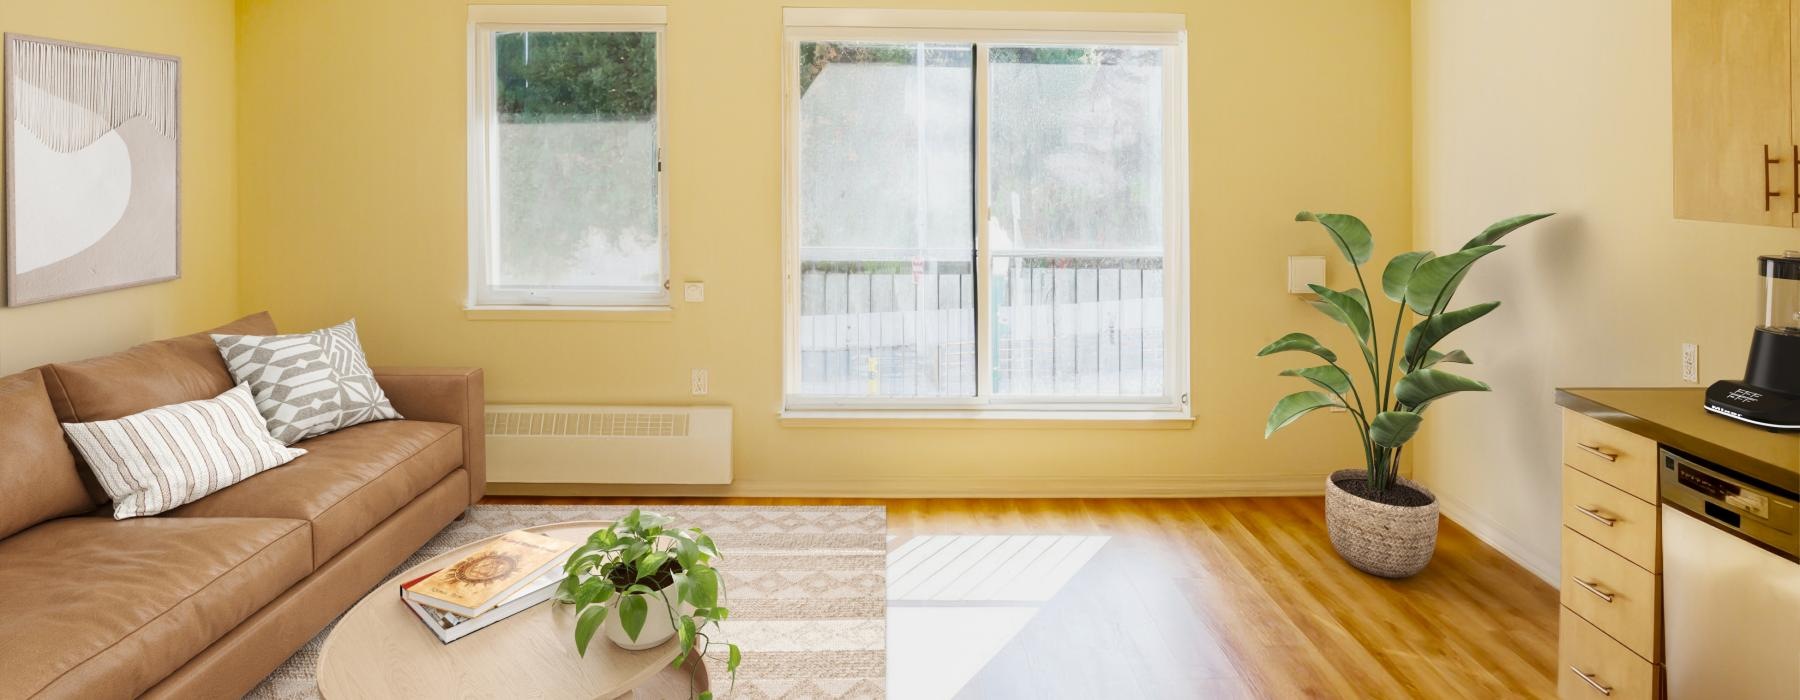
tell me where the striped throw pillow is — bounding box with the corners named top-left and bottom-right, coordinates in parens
top-left (62, 384), bottom-right (307, 519)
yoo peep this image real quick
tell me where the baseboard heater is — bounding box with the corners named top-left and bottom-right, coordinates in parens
top-left (484, 405), bottom-right (732, 484)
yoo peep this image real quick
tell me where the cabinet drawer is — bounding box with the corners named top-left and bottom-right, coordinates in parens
top-left (1561, 528), bottom-right (1658, 660)
top-left (1559, 607), bottom-right (1657, 699)
top-left (1563, 466), bottom-right (1660, 572)
top-left (1562, 410), bottom-right (1658, 502)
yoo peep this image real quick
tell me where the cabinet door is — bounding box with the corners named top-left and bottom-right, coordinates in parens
top-left (1673, 0), bottom-right (1793, 227)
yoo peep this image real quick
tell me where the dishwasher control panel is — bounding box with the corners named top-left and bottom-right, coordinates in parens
top-left (1661, 448), bottom-right (1799, 561)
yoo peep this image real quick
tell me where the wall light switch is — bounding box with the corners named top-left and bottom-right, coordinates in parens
top-left (1287, 256), bottom-right (1326, 294)
top-left (683, 282), bottom-right (705, 302)
top-left (1681, 343), bottom-right (1698, 383)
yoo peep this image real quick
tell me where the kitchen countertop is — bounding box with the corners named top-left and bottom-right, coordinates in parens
top-left (1556, 387), bottom-right (1800, 495)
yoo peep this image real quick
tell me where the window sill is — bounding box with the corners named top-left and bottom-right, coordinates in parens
top-left (777, 408), bottom-right (1194, 429)
top-left (463, 305), bottom-right (674, 322)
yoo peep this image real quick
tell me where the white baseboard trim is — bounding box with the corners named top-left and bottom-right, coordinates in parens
top-left (1435, 490), bottom-right (1559, 586)
top-left (487, 472), bottom-right (1334, 498)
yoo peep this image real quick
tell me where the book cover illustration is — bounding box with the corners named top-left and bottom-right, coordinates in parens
top-left (408, 530), bottom-right (570, 610)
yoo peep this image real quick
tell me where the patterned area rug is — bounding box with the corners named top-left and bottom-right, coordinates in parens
top-left (247, 505), bottom-right (887, 699)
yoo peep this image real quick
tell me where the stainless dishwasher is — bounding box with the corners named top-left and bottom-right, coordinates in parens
top-left (1659, 448), bottom-right (1800, 699)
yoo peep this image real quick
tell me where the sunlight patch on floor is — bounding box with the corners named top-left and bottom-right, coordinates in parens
top-left (886, 535), bottom-right (1110, 699)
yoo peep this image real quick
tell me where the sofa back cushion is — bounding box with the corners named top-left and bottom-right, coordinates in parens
top-left (0, 370), bottom-right (92, 539)
top-left (41, 312), bottom-right (277, 502)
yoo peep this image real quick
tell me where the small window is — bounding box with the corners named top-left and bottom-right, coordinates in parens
top-left (782, 10), bottom-right (1189, 415)
top-left (468, 6), bottom-right (668, 308)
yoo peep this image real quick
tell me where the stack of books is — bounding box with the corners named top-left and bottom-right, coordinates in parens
top-left (400, 529), bottom-right (575, 644)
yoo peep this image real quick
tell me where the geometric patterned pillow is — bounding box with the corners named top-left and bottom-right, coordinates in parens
top-left (212, 319), bottom-right (401, 444)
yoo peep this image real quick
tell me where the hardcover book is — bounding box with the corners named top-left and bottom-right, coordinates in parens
top-left (403, 530), bottom-right (573, 617)
top-left (401, 568), bottom-right (562, 644)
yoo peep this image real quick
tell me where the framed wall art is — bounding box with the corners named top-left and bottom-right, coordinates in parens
top-left (4, 34), bottom-right (179, 307)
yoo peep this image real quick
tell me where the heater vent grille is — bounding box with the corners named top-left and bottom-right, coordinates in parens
top-left (482, 405), bottom-right (732, 485)
top-left (485, 410), bottom-right (690, 438)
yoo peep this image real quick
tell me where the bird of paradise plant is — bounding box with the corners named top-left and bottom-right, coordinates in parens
top-left (1259, 211), bottom-right (1553, 496)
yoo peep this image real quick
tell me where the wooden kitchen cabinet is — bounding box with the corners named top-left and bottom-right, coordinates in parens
top-left (1557, 410), bottom-right (1663, 699)
top-left (1673, 0), bottom-right (1796, 227)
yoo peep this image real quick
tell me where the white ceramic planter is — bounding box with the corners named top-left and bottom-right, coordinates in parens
top-left (603, 590), bottom-right (691, 650)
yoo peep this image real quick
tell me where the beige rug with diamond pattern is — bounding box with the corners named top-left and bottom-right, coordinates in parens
top-left (246, 505), bottom-right (887, 699)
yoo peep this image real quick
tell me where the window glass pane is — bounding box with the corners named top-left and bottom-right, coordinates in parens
top-left (797, 42), bottom-right (975, 398)
top-left (491, 31), bottom-right (660, 290)
top-left (988, 46), bottom-right (1166, 397)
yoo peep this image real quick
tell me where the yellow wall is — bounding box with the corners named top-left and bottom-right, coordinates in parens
top-left (236, 0), bottom-right (1413, 496)
top-left (0, 0), bottom-right (240, 375)
top-left (1412, 0), bottom-right (1800, 579)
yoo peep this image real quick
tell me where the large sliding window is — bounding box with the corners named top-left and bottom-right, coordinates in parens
top-left (468, 6), bottom-right (668, 308)
top-left (783, 10), bottom-right (1188, 416)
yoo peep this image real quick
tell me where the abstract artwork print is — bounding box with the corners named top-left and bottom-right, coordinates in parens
top-left (4, 35), bottom-right (179, 306)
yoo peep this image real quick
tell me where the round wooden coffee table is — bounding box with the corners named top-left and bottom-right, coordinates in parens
top-left (317, 520), bottom-right (707, 699)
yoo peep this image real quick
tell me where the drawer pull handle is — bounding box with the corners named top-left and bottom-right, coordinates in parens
top-left (1573, 577), bottom-right (1615, 603)
top-left (1576, 442), bottom-right (1618, 462)
top-left (1570, 666), bottom-right (1613, 696)
top-left (1574, 505), bottom-right (1617, 527)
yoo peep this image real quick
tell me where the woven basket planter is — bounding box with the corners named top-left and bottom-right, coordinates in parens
top-left (1323, 469), bottom-right (1440, 578)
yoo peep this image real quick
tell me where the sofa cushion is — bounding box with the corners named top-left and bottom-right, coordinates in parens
top-left (167, 419), bottom-right (462, 566)
top-left (213, 319), bottom-right (401, 445)
top-left (0, 516), bottom-right (311, 699)
top-left (42, 312), bottom-right (279, 503)
top-left (0, 370), bottom-right (91, 539)
top-left (64, 384), bottom-right (308, 519)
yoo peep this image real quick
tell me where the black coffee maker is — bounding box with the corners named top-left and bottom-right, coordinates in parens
top-left (1707, 253), bottom-right (1800, 430)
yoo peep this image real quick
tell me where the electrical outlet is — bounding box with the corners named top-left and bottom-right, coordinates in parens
top-left (683, 282), bottom-right (705, 303)
top-left (691, 369), bottom-right (709, 396)
top-left (1681, 343), bottom-right (1698, 383)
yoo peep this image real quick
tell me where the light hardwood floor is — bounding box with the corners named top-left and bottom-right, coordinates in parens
top-left (479, 496), bottom-right (1560, 699)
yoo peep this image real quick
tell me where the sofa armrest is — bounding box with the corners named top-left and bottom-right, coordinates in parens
top-left (374, 367), bottom-right (485, 504)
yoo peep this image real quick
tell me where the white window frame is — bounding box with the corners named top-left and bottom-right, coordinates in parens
top-left (466, 5), bottom-right (671, 310)
top-left (779, 9), bottom-right (1191, 419)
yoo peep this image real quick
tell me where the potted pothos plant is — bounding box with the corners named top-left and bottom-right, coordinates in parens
top-left (1259, 210), bottom-right (1552, 578)
top-left (557, 509), bottom-right (741, 699)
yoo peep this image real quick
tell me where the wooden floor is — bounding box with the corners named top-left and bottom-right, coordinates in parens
top-left (480, 496), bottom-right (1560, 699)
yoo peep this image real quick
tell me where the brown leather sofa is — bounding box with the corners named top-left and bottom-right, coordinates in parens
top-left (0, 313), bottom-right (485, 699)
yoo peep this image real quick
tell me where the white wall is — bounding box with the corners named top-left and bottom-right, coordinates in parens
top-left (1412, 0), bottom-right (1800, 581)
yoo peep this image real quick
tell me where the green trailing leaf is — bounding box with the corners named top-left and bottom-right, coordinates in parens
top-left (1296, 211), bottom-right (1375, 265)
top-left (1257, 332), bottom-right (1338, 363)
top-left (1403, 302), bottom-right (1499, 365)
top-left (556, 573), bottom-right (580, 602)
top-left (575, 577), bottom-right (614, 608)
top-left (1404, 245), bottom-right (1502, 314)
top-left (674, 535), bottom-right (700, 571)
top-left (1463, 212), bottom-right (1554, 250)
top-left (618, 593), bottom-right (649, 641)
top-left (686, 565), bottom-right (721, 608)
top-left (1368, 411), bottom-right (1423, 448)
top-left (674, 616), bottom-right (697, 666)
top-left (636, 552), bottom-right (668, 581)
top-left (1280, 365), bottom-right (1353, 396)
top-left (1395, 369), bottom-right (1490, 409)
top-left (1381, 251), bottom-right (1435, 303)
top-left (1308, 285), bottom-right (1373, 343)
top-left (1265, 391), bottom-right (1339, 438)
top-left (574, 605), bottom-right (609, 656)
top-left (728, 643), bottom-right (742, 673)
